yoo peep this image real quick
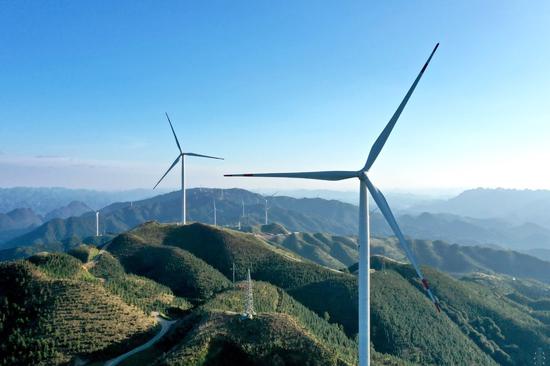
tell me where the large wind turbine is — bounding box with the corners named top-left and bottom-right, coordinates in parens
top-left (154, 113), bottom-right (224, 225)
top-left (225, 44), bottom-right (441, 366)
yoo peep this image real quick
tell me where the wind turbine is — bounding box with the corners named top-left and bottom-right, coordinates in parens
top-left (264, 192), bottom-right (278, 225)
top-left (95, 211), bottom-right (100, 237)
top-left (225, 44), bottom-right (441, 366)
top-left (211, 199), bottom-right (218, 226)
top-left (154, 113), bottom-right (224, 225)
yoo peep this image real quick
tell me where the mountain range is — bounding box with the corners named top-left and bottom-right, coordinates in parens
top-left (5, 187), bottom-right (550, 263)
top-left (0, 188), bottom-right (359, 259)
top-left (0, 201), bottom-right (93, 243)
top-left (259, 223), bottom-right (550, 287)
top-left (0, 187), bottom-right (163, 215)
top-left (410, 188), bottom-right (550, 229)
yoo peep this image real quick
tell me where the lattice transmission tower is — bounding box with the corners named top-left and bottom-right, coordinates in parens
top-left (242, 268), bottom-right (256, 319)
top-left (534, 347), bottom-right (546, 366)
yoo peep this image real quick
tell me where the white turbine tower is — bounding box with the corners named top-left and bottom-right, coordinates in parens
top-left (226, 44), bottom-right (441, 366)
top-left (212, 199), bottom-right (217, 226)
top-left (264, 192), bottom-right (278, 225)
top-left (154, 113), bottom-right (224, 225)
top-left (95, 211), bottom-right (100, 237)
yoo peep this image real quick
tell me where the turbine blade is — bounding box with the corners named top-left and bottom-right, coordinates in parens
top-left (153, 155), bottom-right (181, 189)
top-left (224, 171), bottom-right (357, 181)
top-left (365, 175), bottom-right (441, 312)
top-left (184, 152), bottom-right (224, 160)
top-left (165, 112), bottom-right (183, 154)
top-left (363, 43), bottom-right (439, 172)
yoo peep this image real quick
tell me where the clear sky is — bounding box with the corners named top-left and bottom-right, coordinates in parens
top-left (1, 1), bottom-right (549, 193)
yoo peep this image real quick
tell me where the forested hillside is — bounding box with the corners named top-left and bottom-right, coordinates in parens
top-left (3, 222), bottom-right (550, 365)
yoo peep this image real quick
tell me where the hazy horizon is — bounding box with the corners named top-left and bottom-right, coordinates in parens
top-left (0, 184), bottom-right (541, 199)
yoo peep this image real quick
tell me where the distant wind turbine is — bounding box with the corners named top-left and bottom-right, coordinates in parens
top-left (154, 113), bottom-right (224, 225)
top-left (95, 211), bottom-right (100, 237)
top-left (264, 192), bottom-right (278, 225)
top-left (225, 44), bottom-right (441, 366)
top-left (211, 199), bottom-right (218, 226)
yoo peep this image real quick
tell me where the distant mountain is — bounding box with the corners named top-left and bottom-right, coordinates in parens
top-left (44, 200), bottom-right (93, 221)
top-left (411, 188), bottom-right (550, 229)
top-left (0, 201), bottom-right (93, 244)
top-left (6, 187), bottom-right (550, 262)
top-left (370, 237), bottom-right (550, 284)
top-left (0, 188), bottom-right (360, 256)
top-left (261, 224), bottom-right (550, 286)
top-left (369, 211), bottom-right (550, 254)
top-left (0, 208), bottom-right (43, 242)
top-left (255, 188), bottom-right (445, 209)
top-left (0, 186), bottom-right (164, 215)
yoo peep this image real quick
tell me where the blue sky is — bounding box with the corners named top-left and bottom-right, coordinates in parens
top-left (1, 1), bottom-right (549, 192)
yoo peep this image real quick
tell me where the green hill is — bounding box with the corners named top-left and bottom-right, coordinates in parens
top-left (155, 311), bottom-right (343, 366)
top-left (268, 231), bottom-right (358, 269)
top-left (202, 280), bottom-right (358, 365)
top-left (126, 221), bottom-right (359, 335)
top-left (370, 257), bottom-right (550, 365)
top-left (0, 258), bottom-right (157, 365)
top-left (4, 222), bottom-right (550, 365)
top-left (371, 267), bottom-right (497, 365)
top-left (106, 232), bottom-right (232, 301)
top-left (86, 251), bottom-right (193, 314)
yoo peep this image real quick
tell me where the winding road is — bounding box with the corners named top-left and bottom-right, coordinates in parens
top-left (103, 315), bottom-right (176, 366)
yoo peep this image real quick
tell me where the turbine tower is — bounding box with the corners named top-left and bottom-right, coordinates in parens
top-left (95, 211), bottom-right (100, 237)
top-left (154, 113), bottom-right (224, 225)
top-left (225, 44), bottom-right (441, 366)
top-left (264, 192), bottom-right (278, 225)
top-left (212, 199), bottom-right (217, 226)
top-left (242, 268), bottom-right (256, 319)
